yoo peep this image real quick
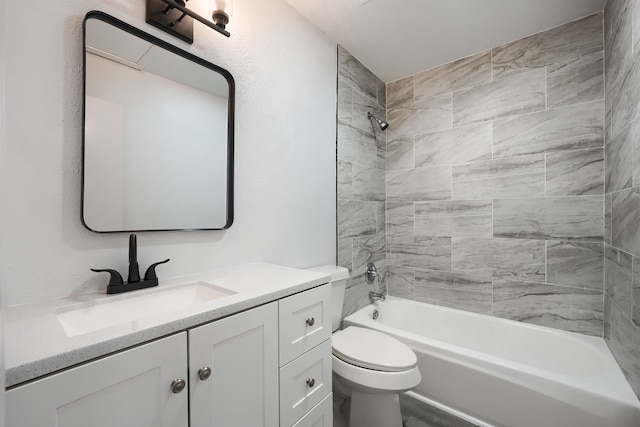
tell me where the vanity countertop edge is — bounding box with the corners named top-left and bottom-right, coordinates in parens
top-left (5, 262), bottom-right (331, 388)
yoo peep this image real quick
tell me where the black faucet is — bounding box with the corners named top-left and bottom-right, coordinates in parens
top-left (91, 234), bottom-right (170, 294)
top-left (127, 234), bottom-right (140, 283)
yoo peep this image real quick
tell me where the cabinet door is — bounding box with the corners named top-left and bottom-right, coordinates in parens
top-left (6, 333), bottom-right (188, 427)
top-left (189, 302), bottom-right (279, 427)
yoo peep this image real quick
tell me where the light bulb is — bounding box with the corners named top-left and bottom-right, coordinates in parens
top-left (209, 0), bottom-right (232, 29)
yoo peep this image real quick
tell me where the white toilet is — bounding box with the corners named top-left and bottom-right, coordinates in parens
top-left (307, 266), bottom-right (421, 427)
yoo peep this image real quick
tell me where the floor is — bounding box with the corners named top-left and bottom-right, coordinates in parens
top-left (400, 395), bottom-right (480, 427)
top-left (333, 390), bottom-right (479, 427)
top-left (333, 390), bottom-right (349, 427)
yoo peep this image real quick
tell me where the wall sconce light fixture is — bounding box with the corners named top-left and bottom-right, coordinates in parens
top-left (146, 0), bottom-right (231, 44)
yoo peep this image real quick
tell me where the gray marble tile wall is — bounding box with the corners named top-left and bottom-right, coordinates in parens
top-left (604, 0), bottom-right (640, 400)
top-left (337, 46), bottom-right (387, 319)
top-left (385, 13), bottom-right (606, 338)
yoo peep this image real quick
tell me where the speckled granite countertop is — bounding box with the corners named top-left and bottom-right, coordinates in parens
top-left (5, 262), bottom-right (329, 388)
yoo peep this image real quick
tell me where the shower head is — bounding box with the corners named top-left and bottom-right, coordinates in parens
top-left (367, 112), bottom-right (389, 131)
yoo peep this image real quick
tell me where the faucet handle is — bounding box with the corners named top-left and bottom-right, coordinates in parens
top-left (144, 259), bottom-right (170, 281)
top-left (91, 268), bottom-right (124, 287)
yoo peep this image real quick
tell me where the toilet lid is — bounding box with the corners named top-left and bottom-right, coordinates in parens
top-left (332, 327), bottom-right (417, 372)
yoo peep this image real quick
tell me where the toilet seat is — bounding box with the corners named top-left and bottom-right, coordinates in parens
top-left (332, 326), bottom-right (417, 372)
top-left (332, 354), bottom-right (421, 394)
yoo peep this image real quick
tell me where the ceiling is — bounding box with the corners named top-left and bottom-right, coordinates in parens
top-left (283, 0), bottom-right (607, 83)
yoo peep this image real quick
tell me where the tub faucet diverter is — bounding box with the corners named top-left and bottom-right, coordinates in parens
top-left (91, 234), bottom-right (170, 294)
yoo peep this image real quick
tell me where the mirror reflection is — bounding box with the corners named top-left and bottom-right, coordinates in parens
top-left (83, 12), bottom-right (234, 232)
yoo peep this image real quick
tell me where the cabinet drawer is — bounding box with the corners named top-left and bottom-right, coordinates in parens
top-left (279, 284), bottom-right (331, 365)
top-left (292, 393), bottom-right (333, 427)
top-left (279, 340), bottom-right (332, 427)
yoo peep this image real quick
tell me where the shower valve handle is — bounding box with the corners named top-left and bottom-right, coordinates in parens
top-left (365, 263), bottom-right (380, 284)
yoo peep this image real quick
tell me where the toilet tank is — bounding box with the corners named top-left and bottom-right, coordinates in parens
top-left (306, 265), bottom-right (350, 332)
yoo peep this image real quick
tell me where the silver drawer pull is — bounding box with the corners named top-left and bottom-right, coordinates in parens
top-left (306, 378), bottom-right (315, 388)
top-left (171, 379), bottom-right (186, 394)
top-left (198, 367), bottom-right (212, 381)
top-left (306, 317), bottom-right (315, 327)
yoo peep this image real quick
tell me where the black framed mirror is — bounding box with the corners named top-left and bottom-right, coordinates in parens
top-left (82, 11), bottom-right (234, 233)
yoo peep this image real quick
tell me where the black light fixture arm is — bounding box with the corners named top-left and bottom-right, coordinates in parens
top-left (159, 0), bottom-right (230, 37)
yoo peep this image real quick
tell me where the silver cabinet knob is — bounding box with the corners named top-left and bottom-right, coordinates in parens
top-left (198, 367), bottom-right (212, 381)
top-left (171, 378), bottom-right (186, 394)
top-left (306, 317), bottom-right (315, 327)
top-left (306, 378), bottom-right (315, 388)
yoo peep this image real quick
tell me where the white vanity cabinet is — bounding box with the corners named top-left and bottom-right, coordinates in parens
top-left (278, 284), bottom-right (333, 427)
top-left (6, 284), bottom-right (332, 427)
top-left (6, 333), bottom-right (189, 427)
top-left (6, 303), bottom-right (278, 427)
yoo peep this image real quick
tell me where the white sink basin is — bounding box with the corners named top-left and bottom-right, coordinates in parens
top-left (57, 281), bottom-right (236, 337)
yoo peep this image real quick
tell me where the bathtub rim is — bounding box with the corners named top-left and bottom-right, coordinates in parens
top-left (344, 297), bottom-right (640, 410)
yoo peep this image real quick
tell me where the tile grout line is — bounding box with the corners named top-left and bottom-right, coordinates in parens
top-left (545, 65), bottom-right (548, 111)
top-left (490, 120), bottom-right (495, 160)
top-left (544, 152), bottom-right (548, 197)
top-left (450, 164), bottom-right (454, 202)
top-left (491, 277), bottom-right (494, 316)
top-left (545, 240), bottom-right (548, 285)
top-left (413, 201), bottom-right (416, 236)
top-left (450, 92), bottom-right (454, 130)
top-left (490, 48), bottom-right (494, 82)
top-left (385, 86), bottom-right (389, 294)
top-left (450, 236), bottom-right (453, 274)
top-left (412, 267), bottom-right (416, 300)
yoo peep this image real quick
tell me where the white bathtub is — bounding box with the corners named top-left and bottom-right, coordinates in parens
top-left (344, 297), bottom-right (640, 427)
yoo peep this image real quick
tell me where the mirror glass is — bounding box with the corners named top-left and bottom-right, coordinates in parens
top-left (83, 12), bottom-right (234, 232)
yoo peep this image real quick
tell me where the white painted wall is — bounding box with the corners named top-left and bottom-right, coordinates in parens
top-left (1, 0), bottom-right (6, 422)
top-left (0, 0), bottom-right (337, 306)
